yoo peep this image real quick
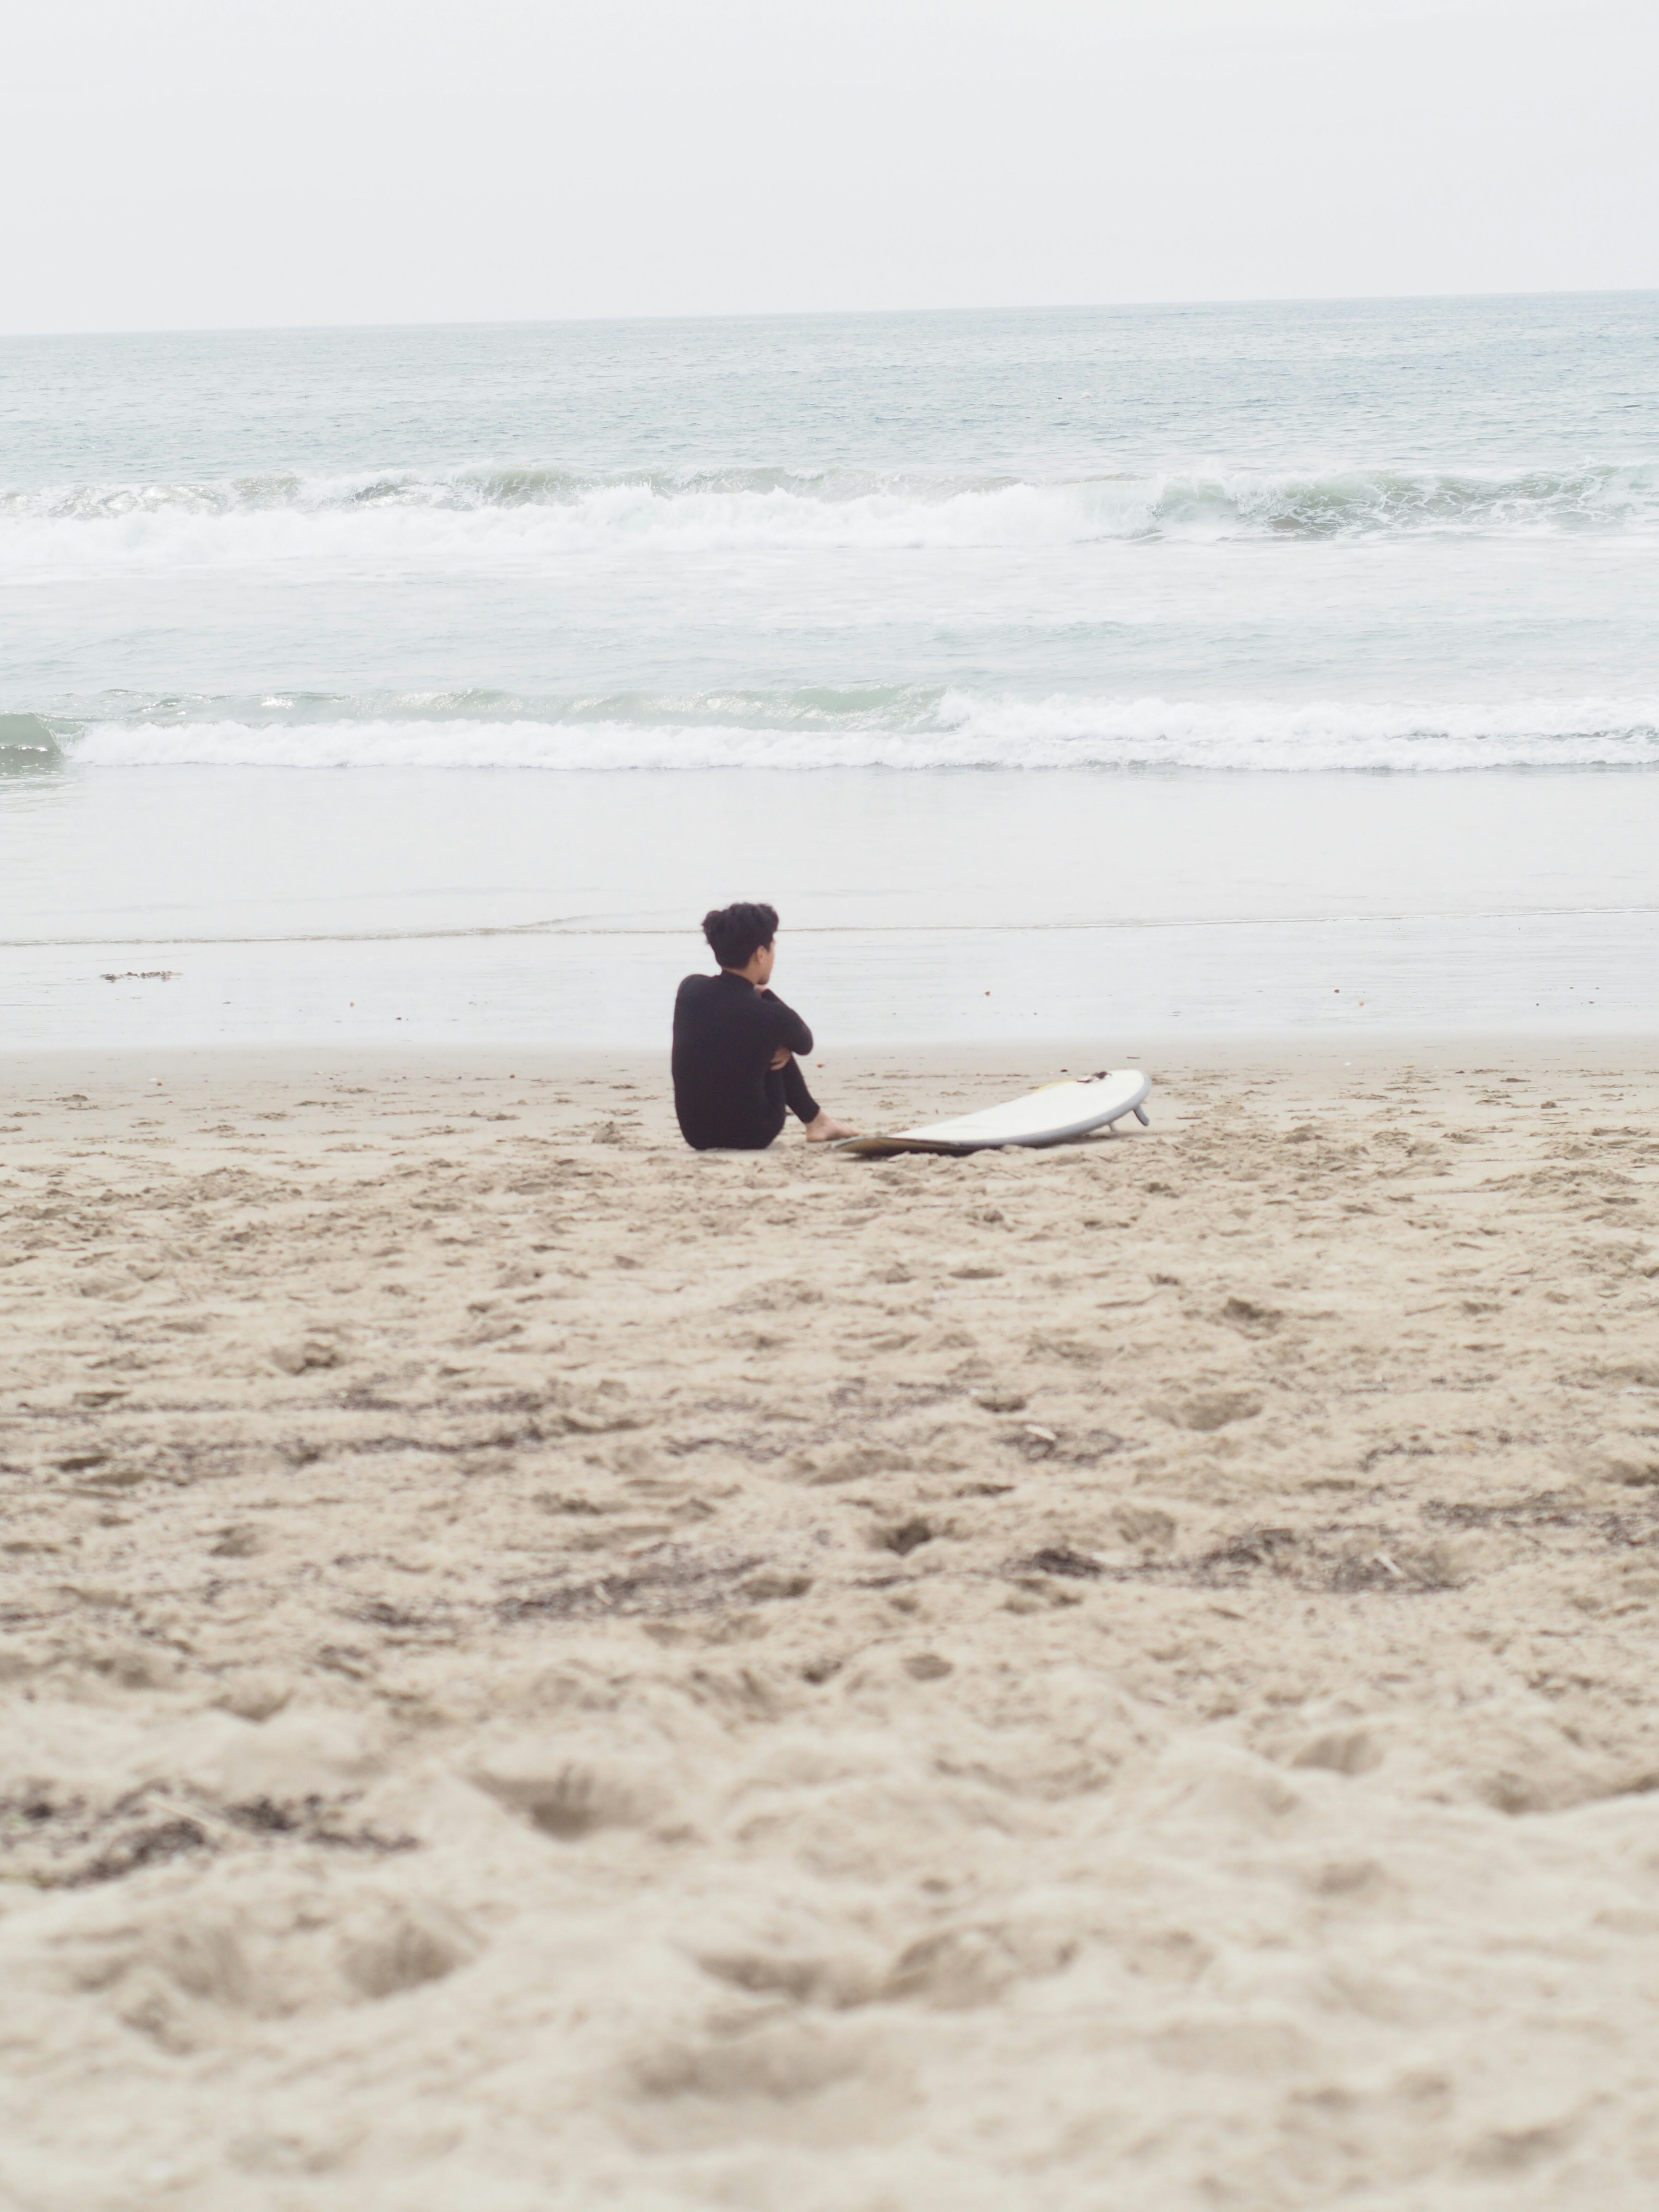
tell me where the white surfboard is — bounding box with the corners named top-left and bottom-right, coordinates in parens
top-left (834, 1069), bottom-right (1151, 1157)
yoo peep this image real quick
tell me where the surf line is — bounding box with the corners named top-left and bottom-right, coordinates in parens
top-left (10, 902), bottom-right (1659, 952)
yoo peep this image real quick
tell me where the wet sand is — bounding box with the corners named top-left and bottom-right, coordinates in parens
top-left (3, 1040), bottom-right (1659, 2209)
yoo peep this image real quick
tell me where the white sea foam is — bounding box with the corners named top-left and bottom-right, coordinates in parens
top-left (4, 459), bottom-right (1657, 570)
top-left (67, 695), bottom-right (1659, 773)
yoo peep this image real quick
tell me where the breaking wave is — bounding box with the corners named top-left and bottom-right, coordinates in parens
top-left (4, 458), bottom-right (1658, 560)
top-left (59, 691), bottom-right (1659, 773)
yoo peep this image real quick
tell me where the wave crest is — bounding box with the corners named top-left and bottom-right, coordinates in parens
top-left (60, 693), bottom-right (1659, 773)
top-left (4, 459), bottom-right (1656, 549)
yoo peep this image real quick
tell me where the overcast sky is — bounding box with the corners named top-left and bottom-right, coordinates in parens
top-left (6, 0), bottom-right (1656, 334)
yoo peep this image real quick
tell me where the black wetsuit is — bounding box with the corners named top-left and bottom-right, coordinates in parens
top-left (672, 971), bottom-right (821, 1150)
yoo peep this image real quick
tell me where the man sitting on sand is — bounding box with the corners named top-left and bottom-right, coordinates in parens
top-left (673, 902), bottom-right (857, 1151)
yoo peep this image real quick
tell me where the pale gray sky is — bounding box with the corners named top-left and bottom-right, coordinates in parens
top-left (7, 0), bottom-right (1656, 333)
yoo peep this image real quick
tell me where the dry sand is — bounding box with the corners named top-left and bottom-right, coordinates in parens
top-left (3, 1039), bottom-right (1659, 2210)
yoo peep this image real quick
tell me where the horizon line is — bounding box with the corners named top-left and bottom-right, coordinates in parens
top-left (4, 285), bottom-right (1657, 345)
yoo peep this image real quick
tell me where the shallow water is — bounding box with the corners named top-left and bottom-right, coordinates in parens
top-left (2, 765), bottom-right (1656, 1049)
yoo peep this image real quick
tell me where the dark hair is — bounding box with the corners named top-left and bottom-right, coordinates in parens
top-left (703, 901), bottom-right (779, 970)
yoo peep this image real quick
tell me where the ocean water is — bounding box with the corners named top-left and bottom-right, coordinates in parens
top-left (3, 296), bottom-right (1657, 1050)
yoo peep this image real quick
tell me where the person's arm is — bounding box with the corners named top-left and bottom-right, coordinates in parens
top-left (758, 990), bottom-right (813, 1059)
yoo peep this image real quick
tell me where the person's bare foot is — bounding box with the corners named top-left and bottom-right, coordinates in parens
top-left (804, 1110), bottom-right (858, 1143)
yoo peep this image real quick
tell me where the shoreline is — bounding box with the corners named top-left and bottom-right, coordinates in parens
top-left (7, 1031), bottom-right (1659, 1110)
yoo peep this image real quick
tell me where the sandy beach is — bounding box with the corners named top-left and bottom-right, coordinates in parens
top-left (3, 1038), bottom-right (1659, 2210)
